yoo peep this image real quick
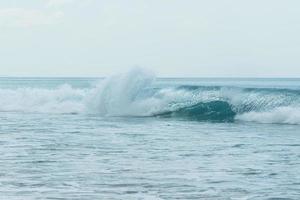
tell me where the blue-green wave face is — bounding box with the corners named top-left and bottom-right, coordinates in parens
top-left (155, 101), bottom-right (236, 122)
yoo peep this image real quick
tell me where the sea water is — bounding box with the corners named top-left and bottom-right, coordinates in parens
top-left (0, 68), bottom-right (299, 200)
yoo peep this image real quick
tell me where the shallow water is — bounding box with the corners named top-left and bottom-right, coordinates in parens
top-left (0, 74), bottom-right (300, 199)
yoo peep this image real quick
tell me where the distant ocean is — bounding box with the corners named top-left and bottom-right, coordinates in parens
top-left (0, 68), bottom-right (299, 199)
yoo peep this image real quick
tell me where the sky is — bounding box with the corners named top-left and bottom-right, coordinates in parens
top-left (0, 0), bottom-right (300, 77)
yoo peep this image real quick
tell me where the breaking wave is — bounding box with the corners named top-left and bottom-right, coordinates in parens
top-left (0, 68), bottom-right (300, 125)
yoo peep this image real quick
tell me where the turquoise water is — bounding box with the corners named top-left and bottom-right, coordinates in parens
top-left (0, 70), bottom-right (300, 199)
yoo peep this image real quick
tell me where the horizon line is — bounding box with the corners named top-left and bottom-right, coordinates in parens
top-left (0, 76), bottom-right (300, 79)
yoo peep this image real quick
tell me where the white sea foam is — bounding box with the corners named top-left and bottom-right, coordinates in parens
top-left (0, 84), bottom-right (87, 114)
top-left (0, 68), bottom-right (195, 115)
top-left (236, 107), bottom-right (300, 125)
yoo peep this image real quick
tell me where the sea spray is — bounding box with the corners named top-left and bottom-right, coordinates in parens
top-left (87, 67), bottom-right (157, 116)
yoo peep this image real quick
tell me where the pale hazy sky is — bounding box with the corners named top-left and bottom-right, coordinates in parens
top-left (0, 0), bottom-right (300, 77)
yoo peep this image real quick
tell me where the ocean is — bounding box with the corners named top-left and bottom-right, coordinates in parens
top-left (0, 68), bottom-right (299, 200)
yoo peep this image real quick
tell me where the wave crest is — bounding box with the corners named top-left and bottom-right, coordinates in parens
top-left (1, 68), bottom-right (300, 125)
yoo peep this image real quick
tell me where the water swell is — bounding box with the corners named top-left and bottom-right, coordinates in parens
top-left (0, 68), bottom-right (300, 125)
top-left (154, 101), bottom-right (236, 122)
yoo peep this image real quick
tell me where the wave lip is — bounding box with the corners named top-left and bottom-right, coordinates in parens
top-left (155, 101), bottom-right (236, 122)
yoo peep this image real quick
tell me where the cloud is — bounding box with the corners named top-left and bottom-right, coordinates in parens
top-left (0, 8), bottom-right (64, 28)
top-left (47, 0), bottom-right (75, 7)
top-left (46, 0), bottom-right (92, 7)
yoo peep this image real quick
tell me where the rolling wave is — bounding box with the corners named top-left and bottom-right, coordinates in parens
top-left (154, 101), bottom-right (236, 122)
top-left (0, 68), bottom-right (300, 125)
